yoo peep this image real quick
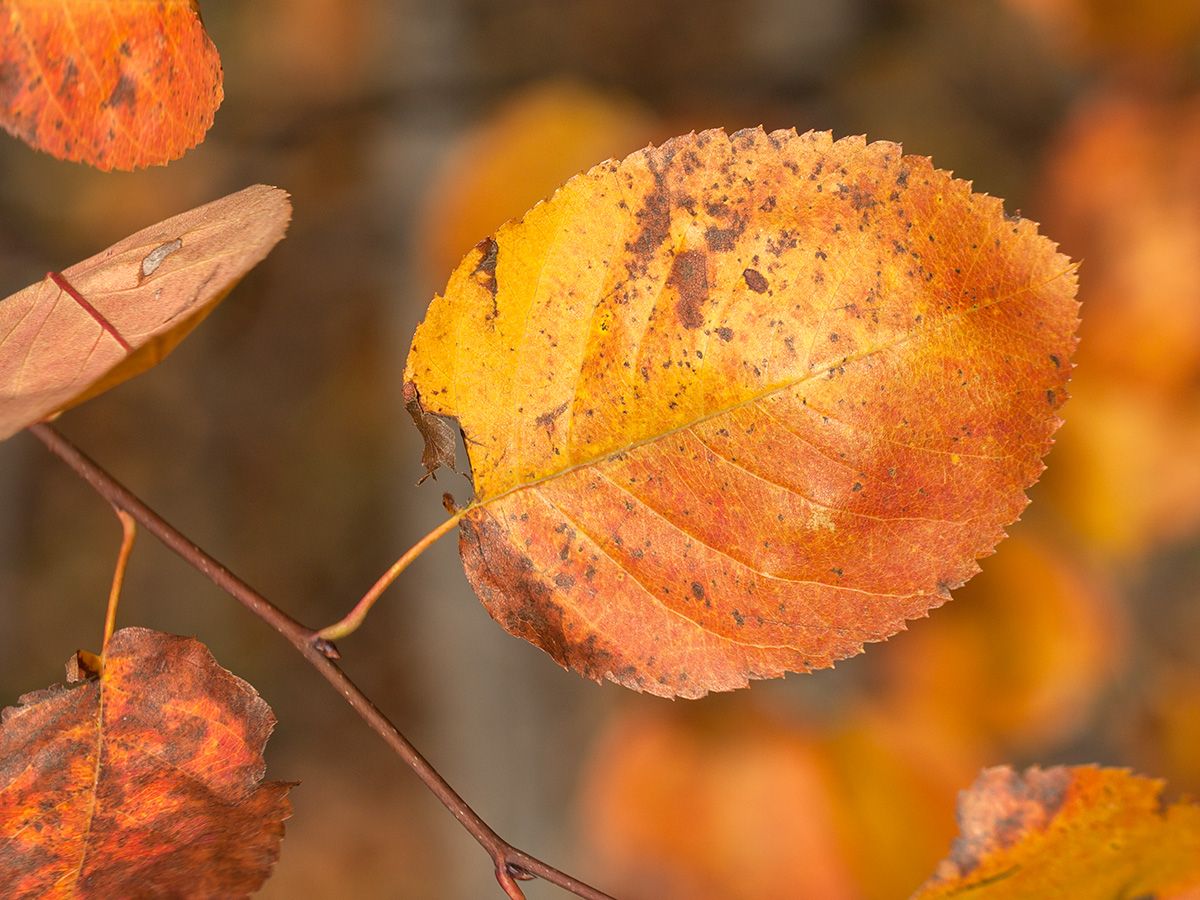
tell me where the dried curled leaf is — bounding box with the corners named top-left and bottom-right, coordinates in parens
top-left (0, 628), bottom-right (293, 899)
top-left (0, 184), bottom-right (291, 442)
top-left (406, 127), bottom-right (1079, 698)
top-left (0, 0), bottom-right (223, 170)
top-left (912, 766), bottom-right (1200, 899)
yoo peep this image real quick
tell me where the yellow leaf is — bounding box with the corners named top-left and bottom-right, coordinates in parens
top-left (912, 766), bottom-right (1200, 900)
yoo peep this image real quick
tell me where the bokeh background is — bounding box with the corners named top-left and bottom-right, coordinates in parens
top-left (3, 1), bottom-right (1200, 897)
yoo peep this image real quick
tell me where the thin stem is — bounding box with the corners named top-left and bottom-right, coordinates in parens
top-left (103, 509), bottom-right (137, 653)
top-left (27, 422), bottom-right (617, 900)
top-left (317, 510), bottom-right (464, 642)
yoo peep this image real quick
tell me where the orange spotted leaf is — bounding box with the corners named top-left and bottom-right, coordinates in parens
top-left (0, 628), bottom-right (293, 899)
top-left (405, 128), bottom-right (1079, 698)
top-left (0, 184), bottom-right (291, 442)
top-left (0, 0), bottom-right (223, 170)
top-left (912, 766), bottom-right (1200, 900)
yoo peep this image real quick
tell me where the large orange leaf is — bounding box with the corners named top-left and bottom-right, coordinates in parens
top-left (406, 127), bottom-right (1079, 698)
top-left (0, 0), bottom-right (223, 170)
top-left (0, 628), bottom-right (293, 899)
top-left (0, 184), bottom-right (291, 442)
top-left (912, 766), bottom-right (1200, 900)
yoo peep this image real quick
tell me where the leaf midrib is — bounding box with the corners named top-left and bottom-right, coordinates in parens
top-left (465, 261), bottom-right (1076, 516)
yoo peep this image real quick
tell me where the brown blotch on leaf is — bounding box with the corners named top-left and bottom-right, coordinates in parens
top-left (403, 380), bottom-right (459, 484)
top-left (742, 268), bottom-right (768, 293)
top-left (472, 236), bottom-right (499, 297)
top-left (460, 512), bottom-right (621, 683)
top-left (535, 400), bottom-right (570, 435)
top-left (668, 249), bottom-right (710, 329)
top-left (625, 154), bottom-right (674, 273)
top-left (704, 222), bottom-right (742, 253)
top-left (945, 766), bottom-right (1072, 879)
top-left (103, 73), bottom-right (137, 111)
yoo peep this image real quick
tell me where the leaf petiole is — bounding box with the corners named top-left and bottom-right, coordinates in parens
top-left (316, 510), bottom-right (466, 642)
top-left (102, 508), bottom-right (137, 657)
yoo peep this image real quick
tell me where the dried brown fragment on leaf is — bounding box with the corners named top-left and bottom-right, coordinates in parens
top-left (912, 766), bottom-right (1200, 900)
top-left (406, 127), bottom-right (1079, 698)
top-left (0, 184), bottom-right (291, 443)
top-left (404, 380), bottom-right (458, 484)
top-left (0, 0), bottom-right (224, 170)
top-left (0, 627), bottom-right (293, 899)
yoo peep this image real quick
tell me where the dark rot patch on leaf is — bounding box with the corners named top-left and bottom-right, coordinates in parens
top-left (668, 249), bottom-right (710, 329)
top-left (103, 73), bottom-right (136, 111)
top-left (535, 400), bottom-right (570, 434)
top-left (459, 511), bottom-right (621, 683)
top-left (742, 268), bottom-right (768, 293)
top-left (704, 221), bottom-right (743, 252)
top-left (947, 766), bottom-right (1072, 877)
top-left (472, 236), bottom-right (499, 297)
top-left (626, 166), bottom-right (672, 272)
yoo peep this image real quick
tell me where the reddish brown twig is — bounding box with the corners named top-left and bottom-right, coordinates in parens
top-left (28, 421), bottom-right (617, 900)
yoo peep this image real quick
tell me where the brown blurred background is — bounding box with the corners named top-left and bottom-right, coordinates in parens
top-left (2, 1), bottom-right (1200, 897)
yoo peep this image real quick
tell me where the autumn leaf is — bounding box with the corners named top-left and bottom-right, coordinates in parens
top-left (912, 766), bottom-right (1200, 900)
top-left (0, 0), bottom-right (223, 170)
top-left (0, 627), bottom-right (293, 899)
top-left (0, 184), bottom-right (291, 443)
top-left (405, 127), bottom-right (1079, 698)
top-left (579, 706), bottom-right (859, 900)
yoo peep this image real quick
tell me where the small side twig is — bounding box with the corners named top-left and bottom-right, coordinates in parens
top-left (28, 422), bottom-right (617, 900)
top-left (102, 508), bottom-right (137, 653)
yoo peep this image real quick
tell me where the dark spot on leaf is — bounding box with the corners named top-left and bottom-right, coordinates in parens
top-left (704, 218), bottom-right (744, 252)
top-left (555, 573), bottom-right (575, 590)
top-left (472, 236), bottom-right (499, 298)
top-left (57, 58), bottom-right (78, 98)
top-left (691, 582), bottom-right (705, 600)
top-left (742, 268), bottom-right (767, 293)
top-left (668, 249), bottom-right (709, 329)
top-left (535, 401), bottom-right (569, 434)
top-left (103, 73), bottom-right (137, 111)
top-left (717, 326), bottom-right (733, 341)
